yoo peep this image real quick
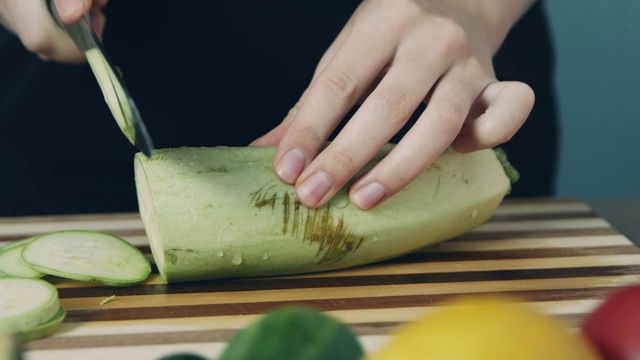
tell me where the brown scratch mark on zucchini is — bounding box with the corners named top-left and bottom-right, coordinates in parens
top-left (250, 184), bottom-right (278, 209)
top-left (283, 191), bottom-right (290, 234)
top-left (251, 184), bottom-right (364, 262)
top-left (303, 207), bottom-right (364, 263)
top-left (292, 200), bottom-right (301, 236)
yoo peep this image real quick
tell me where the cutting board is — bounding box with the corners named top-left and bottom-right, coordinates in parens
top-left (2, 198), bottom-right (639, 360)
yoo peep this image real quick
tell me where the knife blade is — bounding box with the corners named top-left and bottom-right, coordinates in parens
top-left (48, 0), bottom-right (154, 157)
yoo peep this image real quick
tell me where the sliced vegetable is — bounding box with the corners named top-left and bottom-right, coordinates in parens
top-left (0, 238), bottom-right (45, 279)
top-left (18, 306), bottom-right (66, 343)
top-left (0, 278), bottom-right (61, 334)
top-left (219, 306), bottom-right (363, 360)
top-left (21, 230), bottom-right (150, 286)
top-left (135, 144), bottom-right (513, 283)
top-left (99, 295), bottom-right (117, 305)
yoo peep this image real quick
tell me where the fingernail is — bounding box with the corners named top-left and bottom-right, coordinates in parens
top-left (297, 172), bottom-right (332, 207)
top-left (354, 182), bottom-right (387, 209)
top-left (276, 148), bottom-right (306, 184)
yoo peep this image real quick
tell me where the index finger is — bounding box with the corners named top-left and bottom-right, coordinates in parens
top-left (273, 13), bottom-right (397, 185)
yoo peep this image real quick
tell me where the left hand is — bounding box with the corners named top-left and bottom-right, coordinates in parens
top-left (252, 0), bottom-right (535, 210)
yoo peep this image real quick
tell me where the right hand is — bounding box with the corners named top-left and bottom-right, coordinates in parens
top-left (0, 0), bottom-right (108, 63)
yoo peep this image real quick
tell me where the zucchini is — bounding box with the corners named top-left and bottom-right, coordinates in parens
top-left (21, 230), bottom-right (151, 286)
top-left (135, 144), bottom-right (514, 283)
top-left (0, 238), bottom-right (45, 279)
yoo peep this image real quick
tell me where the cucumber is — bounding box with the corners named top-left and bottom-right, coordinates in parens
top-left (219, 306), bottom-right (363, 360)
top-left (135, 144), bottom-right (513, 283)
top-left (21, 230), bottom-right (151, 286)
top-left (0, 278), bottom-right (60, 334)
top-left (0, 238), bottom-right (45, 279)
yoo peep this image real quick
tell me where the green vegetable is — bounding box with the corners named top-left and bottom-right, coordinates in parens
top-left (0, 238), bottom-right (45, 279)
top-left (21, 230), bottom-right (151, 286)
top-left (0, 278), bottom-right (64, 342)
top-left (99, 295), bottom-right (117, 305)
top-left (219, 306), bottom-right (363, 360)
top-left (156, 353), bottom-right (208, 360)
top-left (135, 144), bottom-right (513, 283)
top-left (18, 306), bottom-right (66, 343)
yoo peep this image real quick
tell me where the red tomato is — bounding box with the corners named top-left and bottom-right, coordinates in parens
top-left (582, 284), bottom-right (640, 360)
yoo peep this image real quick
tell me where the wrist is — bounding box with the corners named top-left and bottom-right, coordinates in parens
top-left (466, 0), bottom-right (538, 53)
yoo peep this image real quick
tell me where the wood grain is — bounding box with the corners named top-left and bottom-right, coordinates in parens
top-left (1, 198), bottom-right (638, 360)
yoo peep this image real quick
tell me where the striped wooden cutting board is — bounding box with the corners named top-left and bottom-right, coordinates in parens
top-left (2, 198), bottom-right (639, 360)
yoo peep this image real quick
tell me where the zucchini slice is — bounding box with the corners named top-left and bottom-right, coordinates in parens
top-left (0, 238), bottom-right (45, 279)
top-left (0, 278), bottom-right (60, 334)
top-left (21, 230), bottom-right (150, 286)
top-left (18, 306), bottom-right (66, 342)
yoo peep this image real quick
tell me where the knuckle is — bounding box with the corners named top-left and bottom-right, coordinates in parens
top-left (321, 67), bottom-right (359, 103)
top-left (328, 146), bottom-right (357, 174)
top-left (372, 89), bottom-right (414, 122)
top-left (437, 102), bottom-right (468, 125)
top-left (298, 124), bottom-right (324, 145)
top-left (430, 17), bottom-right (469, 55)
top-left (285, 100), bottom-right (303, 120)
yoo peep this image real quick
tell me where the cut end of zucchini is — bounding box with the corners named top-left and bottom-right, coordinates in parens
top-left (135, 157), bottom-right (166, 281)
top-left (21, 230), bottom-right (151, 286)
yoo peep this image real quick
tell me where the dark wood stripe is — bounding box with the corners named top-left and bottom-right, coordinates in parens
top-left (60, 287), bottom-right (613, 323)
top-left (57, 264), bottom-right (640, 299)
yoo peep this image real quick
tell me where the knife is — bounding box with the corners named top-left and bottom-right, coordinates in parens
top-left (48, 0), bottom-right (154, 157)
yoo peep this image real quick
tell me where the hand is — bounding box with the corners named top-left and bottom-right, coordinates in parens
top-left (0, 0), bottom-right (108, 63)
top-left (252, 0), bottom-right (536, 210)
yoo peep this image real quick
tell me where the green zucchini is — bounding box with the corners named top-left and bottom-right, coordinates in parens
top-left (0, 238), bottom-right (45, 279)
top-left (18, 306), bottom-right (66, 343)
top-left (0, 278), bottom-right (61, 335)
top-left (21, 230), bottom-right (151, 286)
top-left (135, 144), bottom-right (514, 283)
